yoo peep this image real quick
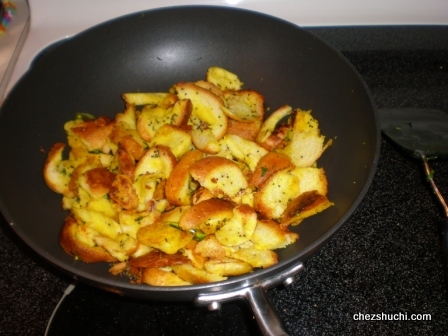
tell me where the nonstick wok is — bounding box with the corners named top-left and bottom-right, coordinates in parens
top-left (0, 6), bottom-right (379, 335)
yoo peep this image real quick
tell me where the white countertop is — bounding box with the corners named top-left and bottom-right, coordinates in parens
top-left (0, 0), bottom-right (29, 102)
top-left (2, 0), bottom-right (448, 101)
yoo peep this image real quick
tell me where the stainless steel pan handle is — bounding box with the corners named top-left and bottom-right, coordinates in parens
top-left (195, 262), bottom-right (304, 336)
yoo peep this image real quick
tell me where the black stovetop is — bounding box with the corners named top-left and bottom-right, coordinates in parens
top-left (1, 26), bottom-right (448, 336)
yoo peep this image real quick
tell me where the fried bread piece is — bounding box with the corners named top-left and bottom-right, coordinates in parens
top-left (253, 168), bottom-right (300, 219)
top-left (221, 90), bottom-right (264, 123)
top-left (178, 198), bottom-right (234, 233)
top-left (281, 191), bottom-right (333, 227)
top-left (129, 250), bottom-right (189, 268)
top-left (206, 66), bottom-right (243, 91)
top-left (279, 109), bottom-right (332, 167)
top-left (251, 219), bottom-right (299, 250)
top-left (60, 215), bottom-right (117, 263)
top-left (226, 118), bottom-right (262, 141)
top-left (189, 156), bottom-right (248, 199)
top-left (134, 145), bottom-right (177, 180)
top-left (249, 151), bottom-right (293, 188)
top-left (137, 220), bottom-right (194, 255)
top-left (141, 268), bottom-right (191, 286)
top-left (43, 143), bottom-right (73, 196)
top-left (173, 82), bottom-right (228, 153)
top-left (69, 116), bottom-right (115, 151)
top-left (171, 264), bottom-right (227, 284)
top-left (165, 150), bottom-right (204, 206)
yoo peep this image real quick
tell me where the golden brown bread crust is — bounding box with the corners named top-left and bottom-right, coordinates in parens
top-left (68, 157), bottom-right (102, 197)
top-left (165, 150), bottom-right (204, 206)
top-left (195, 235), bottom-right (226, 260)
top-left (118, 134), bottom-right (146, 160)
top-left (182, 240), bottom-right (207, 269)
top-left (160, 93), bottom-right (179, 109)
top-left (253, 168), bottom-right (300, 219)
top-left (231, 248), bottom-right (278, 268)
top-left (129, 250), bottom-right (189, 268)
top-left (258, 124), bottom-right (290, 151)
top-left (84, 167), bottom-right (116, 197)
top-left (171, 263), bottom-right (227, 284)
top-left (189, 156), bottom-right (248, 198)
top-left (204, 257), bottom-right (252, 276)
top-left (189, 156), bottom-right (231, 183)
top-left (43, 142), bottom-right (65, 162)
top-left (141, 268), bottom-right (191, 286)
top-left (68, 166), bottom-right (81, 196)
top-left (59, 215), bottom-right (117, 263)
top-left (153, 179), bottom-right (167, 201)
top-left (43, 143), bottom-right (68, 194)
top-left (71, 116), bottom-right (115, 150)
top-left (249, 151), bottom-right (293, 188)
top-left (109, 123), bottom-right (146, 161)
top-left (134, 145), bottom-right (177, 180)
top-left (222, 89), bottom-right (264, 122)
top-left (175, 86), bottom-right (225, 151)
top-left (174, 82), bottom-right (225, 107)
top-left (179, 198), bottom-right (234, 231)
top-left (226, 118), bottom-right (261, 141)
top-left (191, 187), bottom-right (215, 205)
top-left (137, 220), bottom-right (194, 255)
top-left (117, 147), bottom-right (136, 179)
top-left (256, 105), bottom-right (293, 147)
top-left (251, 219), bottom-right (299, 249)
top-left (169, 99), bottom-right (193, 127)
top-left (109, 174), bottom-right (139, 210)
top-left (280, 190), bottom-right (333, 228)
top-left (194, 80), bottom-right (224, 98)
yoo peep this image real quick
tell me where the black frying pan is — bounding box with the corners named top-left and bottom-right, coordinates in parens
top-left (0, 6), bottom-right (379, 335)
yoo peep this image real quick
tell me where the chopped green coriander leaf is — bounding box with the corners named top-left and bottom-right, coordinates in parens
top-left (75, 112), bottom-right (96, 121)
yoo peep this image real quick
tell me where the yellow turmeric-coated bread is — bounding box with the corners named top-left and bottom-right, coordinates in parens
top-left (44, 66), bottom-right (333, 287)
